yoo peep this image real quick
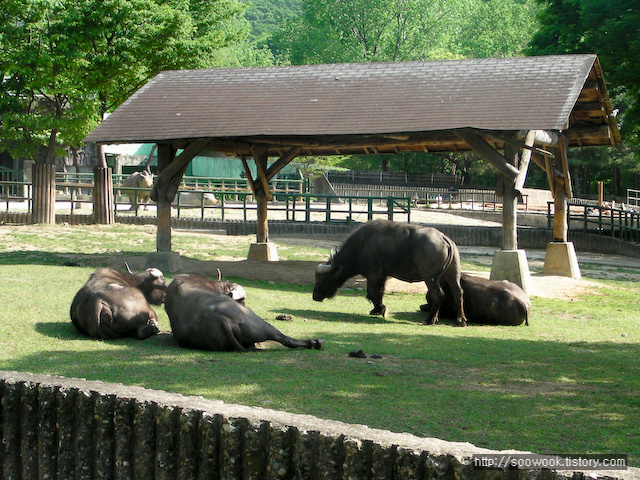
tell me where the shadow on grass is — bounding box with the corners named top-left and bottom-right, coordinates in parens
top-left (7, 324), bottom-right (640, 466)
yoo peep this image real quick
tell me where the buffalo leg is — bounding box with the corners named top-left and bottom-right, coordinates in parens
top-left (366, 277), bottom-right (387, 317)
top-left (423, 280), bottom-right (444, 325)
top-left (240, 321), bottom-right (323, 350)
top-left (442, 271), bottom-right (467, 327)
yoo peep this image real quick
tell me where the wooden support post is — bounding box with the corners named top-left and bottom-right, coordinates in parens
top-left (501, 140), bottom-right (518, 251)
top-left (543, 135), bottom-right (581, 279)
top-left (156, 144), bottom-right (174, 252)
top-left (249, 147), bottom-right (271, 244)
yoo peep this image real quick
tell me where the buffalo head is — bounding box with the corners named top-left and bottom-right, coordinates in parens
top-left (127, 264), bottom-right (167, 305)
top-left (312, 250), bottom-right (345, 302)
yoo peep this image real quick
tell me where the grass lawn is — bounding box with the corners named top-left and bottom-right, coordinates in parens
top-left (1, 224), bottom-right (639, 466)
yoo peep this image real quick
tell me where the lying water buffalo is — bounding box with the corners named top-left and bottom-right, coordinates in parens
top-left (426, 273), bottom-right (530, 326)
top-left (70, 266), bottom-right (167, 339)
top-left (177, 270), bottom-right (247, 305)
top-left (175, 192), bottom-right (220, 206)
top-left (122, 168), bottom-right (153, 210)
top-left (165, 275), bottom-right (323, 351)
top-left (313, 220), bottom-right (467, 326)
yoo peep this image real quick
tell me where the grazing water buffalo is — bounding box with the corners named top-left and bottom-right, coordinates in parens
top-left (426, 273), bottom-right (530, 326)
top-left (165, 275), bottom-right (323, 352)
top-left (70, 266), bottom-right (167, 339)
top-left (122, 168), bottom-right (153, 209)
top-left (313, 220), bottom-right (467, 326)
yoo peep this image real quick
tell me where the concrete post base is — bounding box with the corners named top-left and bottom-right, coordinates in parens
top-left (145, 251), bottom-right (183, 273)
top-left (543, 242), bottom-right (581, 279)
top-left (247, 243), bottom-right (279, 261)
top-left (490, 249), bottom-right (532, 294)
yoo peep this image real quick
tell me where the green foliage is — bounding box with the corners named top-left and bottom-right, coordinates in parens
top-left (528, 0), bottom-right (640, 144)
top-left (0, 0), bottom-right (250, 163)
top-left (241, 0), bottom-right (303, 42)
top-left (270, 0), bottom-right (541, 64)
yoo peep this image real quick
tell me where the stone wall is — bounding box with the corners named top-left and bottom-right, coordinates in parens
top-left (1, 371), bottom-right (635, 480)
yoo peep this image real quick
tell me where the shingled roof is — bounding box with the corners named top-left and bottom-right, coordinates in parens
top-left (85, 54), bottom-right (620, 156)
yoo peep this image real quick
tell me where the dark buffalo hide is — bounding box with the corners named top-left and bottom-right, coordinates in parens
top-left (70, 267), bottom-right (167, 339)
top-left (313, 219), bottom-right (467, 326)
top-left (425, 273), bottom-right (530, 326)
top-left (165, 275), bottom-right (323, 352)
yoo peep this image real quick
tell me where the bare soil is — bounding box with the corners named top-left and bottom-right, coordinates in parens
top-left (122, 233), bottom-right (605, 301)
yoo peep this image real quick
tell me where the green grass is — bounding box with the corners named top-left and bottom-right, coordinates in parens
top-left (1, 224), bottom-right (639, 466)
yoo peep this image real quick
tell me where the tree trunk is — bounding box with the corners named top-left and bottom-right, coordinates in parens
top-left (31, 163), bottom-right (56, 224)
top-left (93, 167), bottom-right (114, 224)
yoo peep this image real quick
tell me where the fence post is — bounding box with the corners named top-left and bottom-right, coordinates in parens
top-left (387, 197), bottom-right (393, 220)
top-left (325, 196), bottom-right (331, 223)
top-left (367, 198), bottom-right (373, 221)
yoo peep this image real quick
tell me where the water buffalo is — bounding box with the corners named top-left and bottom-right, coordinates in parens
top-left (70, 266), bottom-right (167, 339)
top-left (426, 273), bottom-right (530, 326)
top-left (122, 168), bottom-right (153, 210)
top-left (165, 275), bottom-right (323, 352)
top-left (179, 270), bottom-right (247, 305)
top-left (313, 220), bottom-right (467, 326)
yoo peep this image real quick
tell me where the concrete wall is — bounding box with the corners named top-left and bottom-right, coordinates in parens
top-left (1, 371), bottom-right (634, 480)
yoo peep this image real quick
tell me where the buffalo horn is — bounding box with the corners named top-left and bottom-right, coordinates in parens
top-left (124, 262), bottom-right (133, 274)
top-left (316, 263), bottom-right (334, 274)
top-left (216, 268), bottom-right (222, 282)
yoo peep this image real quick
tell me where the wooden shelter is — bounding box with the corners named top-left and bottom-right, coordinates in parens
top-left (85, 54), bottom-right (620, 284)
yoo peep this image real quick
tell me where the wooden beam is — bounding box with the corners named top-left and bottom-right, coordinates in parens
top-left (531, 153), bottom-right (564, 181)
top-left (455, 130), bottom-right (519, 180)
top-left (240, 155), bottom-right (257, 196)
top-left (265, 146), bottom-right (302, 182)
top-left (514, 130), bottom-right (536, 196)
top-left (544, 155), bottom-right (556, 197)
top-left (154, 139), bottom-right (208, 191)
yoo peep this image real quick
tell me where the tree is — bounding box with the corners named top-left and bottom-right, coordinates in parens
top-left (527, 0), bottom-right (640, 143)
top-left (271, 0), bottom-right (474, 64)
top-left (0, 0), bottom-right (249, 222)
top-left (527, 0), bottom-right (640, 197)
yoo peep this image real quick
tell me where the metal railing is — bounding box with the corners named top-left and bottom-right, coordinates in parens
top-left (0, 180), bottom-right (412, 224)
top-left (627, 188), bottom-right (640, 209)
top-left (549, 201), bottom-right (640, 243)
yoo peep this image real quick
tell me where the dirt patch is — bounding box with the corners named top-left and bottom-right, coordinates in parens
top-left (120, 249), bottom-right (604, 301)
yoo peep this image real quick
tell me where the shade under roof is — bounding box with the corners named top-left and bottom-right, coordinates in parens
top-left (85, 54), bottom-right (620, 154)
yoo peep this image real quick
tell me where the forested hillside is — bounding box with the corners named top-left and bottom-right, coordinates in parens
top-left (241, 0), bottom-right (303, 41)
